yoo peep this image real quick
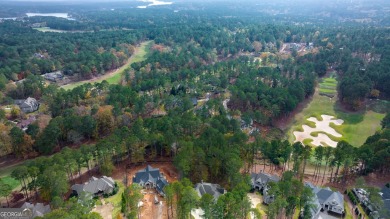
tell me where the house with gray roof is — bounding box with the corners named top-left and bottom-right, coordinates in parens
top-left (42, 71), bottom-right (64, 82)
top-left (71, 176), bottom-right (115, 197)
top-left (305, 182), bottom-right (344, 217)
top-left (133, 165), bottom-right (168, 196)
top-left (21, 202), bottom-right (51, 218)
top-left (250, 172), bottom-right (280, 204)
top-left (194, 181), bottom-right (226, 200)
top-left (15, 97), bottom-right (39, 113)
top-left (250, 172), bottom-right (280, 192)
top-left (380, 186), bottom-right (390, 219)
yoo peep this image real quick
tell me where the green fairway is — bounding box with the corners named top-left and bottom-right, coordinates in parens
top-left (288, 75), bottom-right (388, 147)
top-left (319, 76), bottom-right (337, 97)
top-left (0, 162), bottom-right (24, 190)
top-left (62, 41), bottom-right (152, 90)
top-left (34, 27), bottom-right (67, 33)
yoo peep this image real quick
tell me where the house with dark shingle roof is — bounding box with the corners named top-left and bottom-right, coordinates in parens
top-left (305, 182), bottom-right (344, 216)
top-left (379, 186), bottom-right (390, 219)
top-left (133, 165), bottom-right (168, 196)
top-left (15, 97), bottom-right (39, 113)
top-left (194, 181), bottom-right (226, 200)
top-left (71, 176), bottom-right (115, 197)
top-left (250, 172), bottom-right (280, 191)
top-left (21, 202), bottom-right (51, 218)
top-left (250, 172), bottom-right (280, 204)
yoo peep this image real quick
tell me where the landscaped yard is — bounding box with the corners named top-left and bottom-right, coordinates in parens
top-left (344, 201), bottom-right (353, 219)
top-left (61, 40), bottom-right (152, 90)
top-left (104, 181), bottom-right (125, 218)
top-left (288, 74), bottom-right (387, 147)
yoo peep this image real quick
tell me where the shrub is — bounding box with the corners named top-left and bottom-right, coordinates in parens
top-left (347, 190), bottom-right (358, 205)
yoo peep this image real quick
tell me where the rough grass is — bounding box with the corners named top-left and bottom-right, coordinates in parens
top-left (288, 75), bottom-right (386, 147)
top-left (62, 41), bottom-right (152, 90)
top-left (105, 181), bottom-right (125, 218)
top-left (256, 203), bottom-right (268, 216)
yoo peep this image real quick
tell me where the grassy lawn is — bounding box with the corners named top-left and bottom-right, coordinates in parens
top-left (287, 74), bottom-right (387, 147)
top-left (256, 203), bottom-right (268, 217)
top-left (0, 162), bottom-right (24, 190)
top-left (319, 77), bottom-right (337, 97)
top-left (62, 40), bottom-right (152, 90)
top-left (357, 204), bottom-right (369, 219)
top-left (344, 201), bottom-right (353, 219)
top-left (104, 181), bottom-right (125, 218)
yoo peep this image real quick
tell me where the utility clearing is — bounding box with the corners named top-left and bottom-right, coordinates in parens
top-left (293, 115), bottom-right (344, 147)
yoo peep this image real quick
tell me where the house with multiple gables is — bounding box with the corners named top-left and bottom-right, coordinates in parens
top-left (250, 172), bottom-right (280, 204)
top-left (194, 181), bottom-right (226, 200)
top-left (133, 165), bottom-right (168, 196)
top-left (191, 182), bottom-right (226, 219)
top-left (21, 202), bottom-right (51, 218)
top-left (14, 97), bottom-right (39, 113)
top-left (305, 182), bottom-right (345, 217)
top-left (42, 71), bottom-right (64, 82)
top-left (71, 176), bottom-right (115, 197)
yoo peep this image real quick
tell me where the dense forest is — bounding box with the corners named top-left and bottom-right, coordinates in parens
top-left (0, 0), bottom-right (389, 218)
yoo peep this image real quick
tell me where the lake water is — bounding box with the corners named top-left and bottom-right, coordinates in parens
top-left (137, 0), bottom-right (173, 8)
top-left (26, 13), bottom-right (74, 20)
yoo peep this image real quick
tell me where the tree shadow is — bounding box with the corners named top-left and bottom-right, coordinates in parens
top-left (333, 100), bottom-right (364, 124)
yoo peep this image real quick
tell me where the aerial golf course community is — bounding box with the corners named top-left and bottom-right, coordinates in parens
top-left (288, 73), bottom-right (387, 147)
top-left (0, 0), bottom-right (390, 218)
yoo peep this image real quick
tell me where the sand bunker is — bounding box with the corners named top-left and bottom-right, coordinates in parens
top-left (293, 115), bottom-right (344, 147)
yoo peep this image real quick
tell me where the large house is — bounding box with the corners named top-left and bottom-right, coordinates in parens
top-left (42, 71), bottom-right (64, 82)
top-left (194, 181), bottom-right (226, 200)
top-left (250, 172), bottom-right (280, 204)
top-left (305, 182), bottom-right (345, 217)
top-left (15, 97), bottom-right (39, 113)
top-left (250, 172), bottom-right (280, 191)
top-left (21, 202), bottom-right (51, 218)
top-left (71, 176), bottom-right (115, 197)
top-left (133, 165), bottom-right (168, 196)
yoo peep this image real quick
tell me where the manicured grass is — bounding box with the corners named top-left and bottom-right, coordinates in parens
top-left (0, 162), bottom-right (24, 190)
top-left (105, 181), bottom-right (125, 218)
top-left (344, 201), bottom-right (353, 219)
top-left (62, 41), bottom-right (152, 90)
top-left (310, 131), bottom-right (341, 142)
top-left (319, 76), bottom-right (337, 97)
top-left (34, 27), bottom-right (67, 33)
top-left (357, 204), bottom-right (369, 219)
top-left (288, 75), bottom-right (387, 147)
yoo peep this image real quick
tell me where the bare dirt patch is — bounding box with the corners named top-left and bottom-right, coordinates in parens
top-left (92, 200), bottom-right (114, 219)
top-left (127, 162), bottom-right (178, 219)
